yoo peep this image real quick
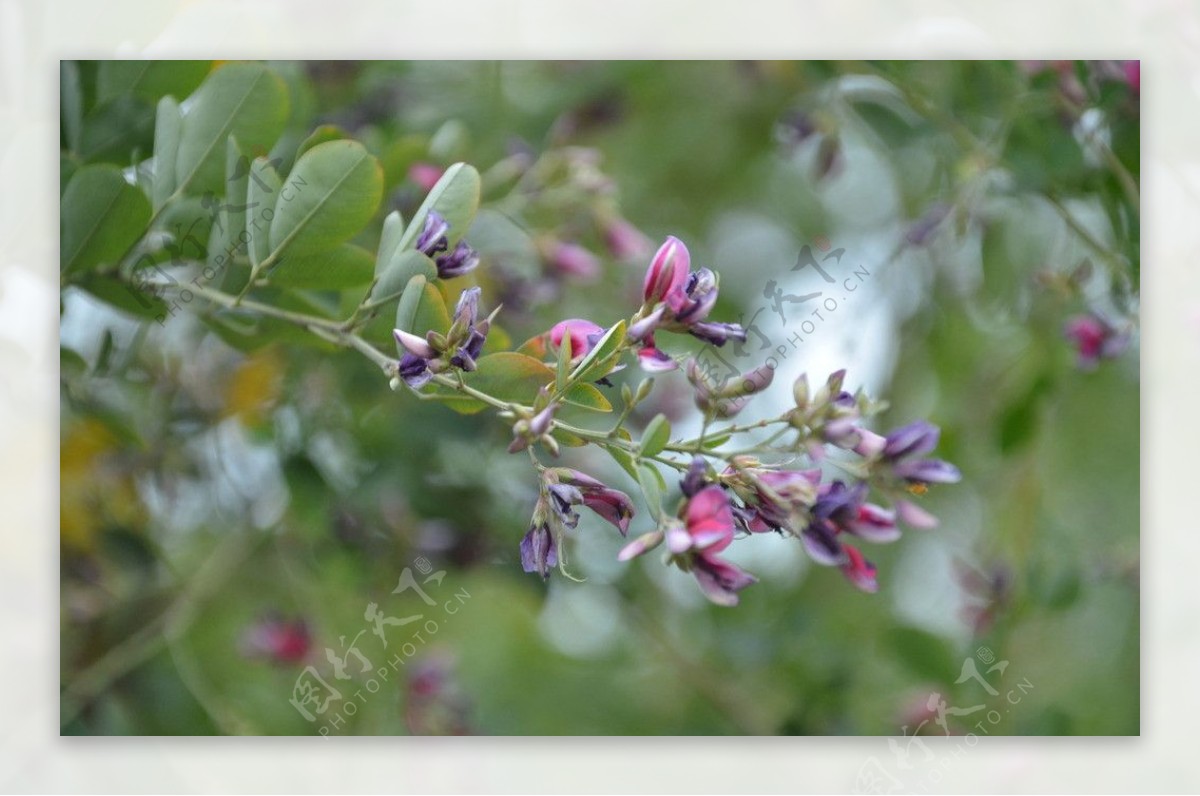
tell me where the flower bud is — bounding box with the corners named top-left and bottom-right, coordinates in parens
top-left (617, 529), bottom-right (665, 562)
top-left (394, 328), bottom-right (436, 359)
top-left (642, 236), bottom-right (690, 304)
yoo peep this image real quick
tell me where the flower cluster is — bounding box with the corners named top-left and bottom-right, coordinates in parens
top-left (415, 211), bottom-right (481, 280)
top-left (394, 287), bottom-right (495, 388)
top-left (616, 369), bottom-right (960, 604)
top-left (521, 468), bottom-right (635, 579)
top-left (629, 237), bottom-right (748, 371)
top-left (390, 229), bottom-right (961, 607)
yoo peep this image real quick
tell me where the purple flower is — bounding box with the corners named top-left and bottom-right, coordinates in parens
top-left (398, 352), bottom-right (432, 388)
top-left (520, 523), bottom-right (557, 579)
top-left (635, 334), bottom-right (677, 372)
top-left (415, 211), bottom-right (451, 257)
top-left (1063, 313), bottom-right (1128, 370)
top-left (546, 469), bottom-right (635, 536)
top-left (415, 211), bottom-right (480, 280)
top-left (881, 421), bottom-right (962, 486)
top-left (436, 240), bottom-right (480, 279)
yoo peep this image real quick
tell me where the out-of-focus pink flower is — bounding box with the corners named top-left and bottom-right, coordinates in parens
top-left (1063, 313), bottom-right (1129, 370)
top-left (602, 216), bottom-right (652, 260)
top-left (543, 240), bottom-right (601, 281)
top-left (408, 162), bottom-right (445, 192)
top-left (241, 614), bottom-right (311, 665)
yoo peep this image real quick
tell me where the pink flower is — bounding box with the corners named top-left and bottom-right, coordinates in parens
top-left (408, 162), bottom-right (445, 191)
top-left (1063, 313), bottom-right (1128, 370)
top-left (543, 240), bottom-right (601, 281)
top-left (602, 216), bottom-right (652, 259)
top-left (549, 318), bottom-right (605, 360)
top-left (664, 485), bottom-right (758, 606)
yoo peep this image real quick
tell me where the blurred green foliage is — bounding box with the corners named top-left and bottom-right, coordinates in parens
top-left (60, 60), bottom-right (1138, 736)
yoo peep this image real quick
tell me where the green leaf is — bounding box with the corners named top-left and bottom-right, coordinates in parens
top-left (886, 627), bottom-right (958, 684)
top-left (61, 165), bottom-right (151, 275)
top-left (75, 272), bottom-right (166, 319)
top-left (562, 383), bottom-right (612, 413)
top-left (79, 95), bottom-right (155, 165)
top-left (295, 124), bottom-right (348, 160)
top-left (267, 243), bottom-right (374, 290)
top-left (640, 414), bottom-right (671, 457)
top-left (267, 139), bottom-right (383, 261)
top-left (96, 60), bottom-right (211, 104)
top-left (637, 463), bottom-right (665, 521)
top-left (151, 96), bottom-right (183, 209)
top-left (394, 275), bottom-right (449, 344)
top-left (570, 320), bottom-right (625, 384)
top-left (245, 157), bottom-right (281, 269)
top-left (462, 353), bottom-right (554, 404)
top-left (376, 209), bottom-right (406, 273)
top-left (369, 249), bottom-right (436, 307)
top-left (221, 136), bottom-right (248, 244)
top-left (396, 162), bottom-right (481, 252)
top-left (604, 446), bottom-right (641, 485)
top-left (175, 62), bottom-right (289, 196)
top-left (61, 61), bottom-right (83, 154)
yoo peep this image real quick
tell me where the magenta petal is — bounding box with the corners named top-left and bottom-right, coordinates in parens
top-left (840, 544), bottom-right (879, 593)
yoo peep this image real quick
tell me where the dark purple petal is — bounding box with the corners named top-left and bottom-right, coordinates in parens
top-left (680, 456), bottom-right (709, 497)
top-left (687, 322), bottom-right (747, 347)
top-left (399, 353), bottom-right (432, 388)
top-left (436, 241), bottom-right (480, 279)
top-left (416, 212), bottom-right (450, 256)
top-left (801, 519), bottom-right (847, 566)
top-left (883, 420), bottom-right (940, 460)
top-left (520, 524), bottom-right (557, 579)
top-left (692, 554), bottom-right (758, 607)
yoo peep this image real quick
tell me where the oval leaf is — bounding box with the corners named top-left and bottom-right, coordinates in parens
top-left (267, 243), bottom-right (374, 290)
top-left (370, 249), bottom-right (437, 306)
top-left (151, 96), bottom-right (182, 208)
top-left (246, 157), bottom-right (281, 268)
top-left (175, 62), bottom-right (289, 196)
top-left (61, 165), bottom-right (151, 275)
top-left (396, 162), bottom-right (481, 251)
top-left (267, 139), bottom-right (383, 260)
top-left (640, 414), bottom-right (671, 457)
